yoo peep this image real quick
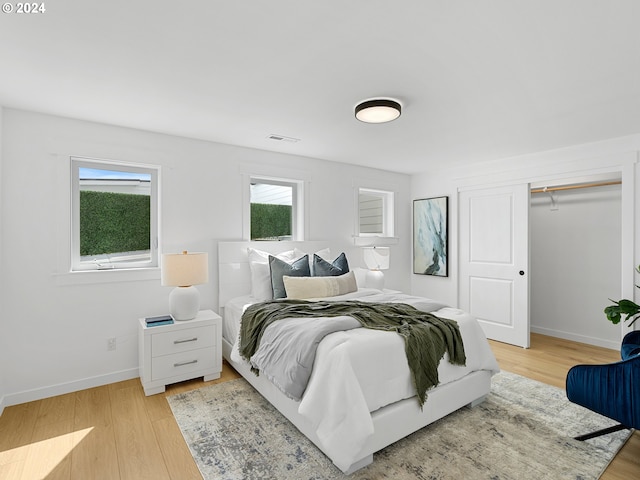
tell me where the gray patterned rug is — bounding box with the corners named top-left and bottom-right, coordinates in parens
top-left (167, 371), bottom-right (631, 479)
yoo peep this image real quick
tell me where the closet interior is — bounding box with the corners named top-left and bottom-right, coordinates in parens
top-left (529, 175), bottom-right (622, 349)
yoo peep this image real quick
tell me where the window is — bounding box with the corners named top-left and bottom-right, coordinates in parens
top-left (358, 188), bottom-right (394, 237)
top-left (71, 157), bottom-right (159, 271)
top-left (249, 176), bottom-right (303, 240)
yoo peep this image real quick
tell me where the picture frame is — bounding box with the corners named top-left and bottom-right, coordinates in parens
top-left (413, 196), bottom-right (448, 276)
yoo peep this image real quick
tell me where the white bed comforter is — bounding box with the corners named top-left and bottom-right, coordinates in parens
top-left (229, 290), bottom-right (499, 471)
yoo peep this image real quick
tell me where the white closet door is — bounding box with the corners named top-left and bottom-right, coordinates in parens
top-left (459, 184), bottom-right (530, 347)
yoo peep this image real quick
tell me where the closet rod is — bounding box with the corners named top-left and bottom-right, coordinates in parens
top-left (531, 180), bottom-right (621, 194)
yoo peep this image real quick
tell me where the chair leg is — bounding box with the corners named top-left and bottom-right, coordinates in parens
top-left (574, 424), bottom-right (629, 441)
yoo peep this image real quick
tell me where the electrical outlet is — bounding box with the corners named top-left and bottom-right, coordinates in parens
top-left (107, 337), bottom-right (116, 351)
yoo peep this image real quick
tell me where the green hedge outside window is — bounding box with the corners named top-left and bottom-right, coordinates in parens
top-left (80, 191), bottom-right (150, 256)
top-left (251, 203), bottom-right (291, 240)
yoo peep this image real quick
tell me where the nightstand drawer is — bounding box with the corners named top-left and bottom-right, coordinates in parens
top-left (151, 347), bottom-right (216, 381)
top-left (139, 310), bottom-right (222, 396)
top-left (151, 325), bottom-right (214, 357)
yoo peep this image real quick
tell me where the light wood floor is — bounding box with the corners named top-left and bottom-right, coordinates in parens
top-left (0, 333), bottom-right (638, 479)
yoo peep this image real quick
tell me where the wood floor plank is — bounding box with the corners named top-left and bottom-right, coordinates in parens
top-left (22, 418), bottom-right (73, 480)
top-left (0, 401), bottom-right (40, 465)
top-left (152, 416), bottom-right (202, 480)
top-left (73, 386), bottom-right (112, 428)
top-left (71, 386), bottom-right (120, 480)
top-left (69, 425), bottom-right (119, 480)
top-left (36, 392), bottom-right (75, 426)
top-left (110, 385), bottom-right (170, 480)
top-left (489, 333), bottom-right (620, 388)
top-left (606, 432), bottom-right (640, 479)
top-left (142, 390), bottom-right (174, 424)
top-left (0, 459), bottom-right (25, 480)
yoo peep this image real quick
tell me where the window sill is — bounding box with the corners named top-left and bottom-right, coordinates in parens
top-left (53, 267), bottom-right (161, 286)
top-left (352, 236), bottom-right (399, 247)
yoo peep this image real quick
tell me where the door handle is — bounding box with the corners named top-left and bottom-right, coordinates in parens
top-left (519, 270), bottom-right (525, 276)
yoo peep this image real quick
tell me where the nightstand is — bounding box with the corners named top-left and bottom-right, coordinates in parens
top-left (138, 309), bottom-right (222, 396)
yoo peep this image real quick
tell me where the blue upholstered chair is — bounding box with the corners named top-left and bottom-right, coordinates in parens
top-left (566, 330), bottom-right (640, 440)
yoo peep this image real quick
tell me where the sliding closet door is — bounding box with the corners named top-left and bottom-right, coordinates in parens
top-left (459, 184), bottom-right (530, 347)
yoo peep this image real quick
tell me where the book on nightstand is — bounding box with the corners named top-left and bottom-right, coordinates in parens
top-left (145, 315), bottom-right (174, 326)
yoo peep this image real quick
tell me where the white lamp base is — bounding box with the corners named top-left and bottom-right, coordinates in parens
top-left (365, 270), bottom-right (385, 290)
top-left (169, 286), bottom-right (200, 321)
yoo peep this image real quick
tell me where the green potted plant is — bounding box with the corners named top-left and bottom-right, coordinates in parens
top-left (604, 265), bottom-right (640, 327)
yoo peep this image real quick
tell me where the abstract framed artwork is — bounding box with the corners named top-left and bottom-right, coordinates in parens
top-left (413, 196), bottom-right (448, 276)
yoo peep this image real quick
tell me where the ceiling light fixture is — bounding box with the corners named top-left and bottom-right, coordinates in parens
top-left (355, 99), bottom-right (402, 123)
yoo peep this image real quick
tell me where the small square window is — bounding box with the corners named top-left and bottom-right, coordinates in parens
top-left (358, 188), bottom-right (394, 237)
top-left (71, 157), bottom-right (159, 271)
top-left (248, 176), bottom-right (303, 241)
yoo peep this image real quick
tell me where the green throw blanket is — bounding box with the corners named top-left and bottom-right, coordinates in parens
top-left (239, 300), bottom-right (466, 406)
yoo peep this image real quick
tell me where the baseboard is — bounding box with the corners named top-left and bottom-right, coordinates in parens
top-left (530, 326), bottom-right (619, 350)
top-left (0, 394), bottom-right (5, 416)
top-left (2, 368), bottom-right (140, 409)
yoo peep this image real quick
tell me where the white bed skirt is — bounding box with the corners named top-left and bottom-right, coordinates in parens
top-left (223, 337), bottom-right (492, 473)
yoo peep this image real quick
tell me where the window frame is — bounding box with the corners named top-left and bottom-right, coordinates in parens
top-left (357, 187), bottom-right (395, 238)
top-left (246, 175), bottom-right (305, 241)
top-left (70, 156), bottom-right (160, 272)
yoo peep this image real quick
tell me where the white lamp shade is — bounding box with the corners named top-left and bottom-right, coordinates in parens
top-left (161, 251), bottom-right (208, 321)
top-left (362, 246), bottom-right (390, 270)
top-left (161, 251), bottom-right (209, 287)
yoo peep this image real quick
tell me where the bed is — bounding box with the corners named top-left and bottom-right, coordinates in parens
top-left (218, 240), bottom-right (499, 474)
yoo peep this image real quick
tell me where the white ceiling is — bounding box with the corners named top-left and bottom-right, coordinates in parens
top-left (1, 1), bottom-right (639, 175)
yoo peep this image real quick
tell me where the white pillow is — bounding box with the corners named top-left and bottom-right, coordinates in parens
top-left (248, 262), bottom-right (272, 301)
top-left (283, 271), bottom-right (358, 299)
top-left (248, 247), bottom-right (298, 264)
top-left (247, 248), bottom-right (299, 300)
top-left (351, 267), bottom-right (369, 288)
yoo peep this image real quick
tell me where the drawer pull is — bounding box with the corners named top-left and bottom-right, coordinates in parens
top-left (174, 337), bottom-right (198, 345)
top-left (174, 359), bottom-right (198, 367)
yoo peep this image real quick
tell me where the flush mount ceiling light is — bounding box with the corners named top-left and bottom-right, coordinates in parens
top-left (355, 99), bottom-right (402, 123)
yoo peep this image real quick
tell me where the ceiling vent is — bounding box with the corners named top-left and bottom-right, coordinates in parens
top-left (267, 134), bottom-right (300, 143)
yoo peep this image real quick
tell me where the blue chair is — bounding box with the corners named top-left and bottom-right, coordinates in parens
top-left (566, 330), bottom-right (640, 440)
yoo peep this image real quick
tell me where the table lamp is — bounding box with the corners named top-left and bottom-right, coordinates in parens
top-left (362, 246), bottom-right (390, 290)
top-left (161, 251), bottom-right (209, 321)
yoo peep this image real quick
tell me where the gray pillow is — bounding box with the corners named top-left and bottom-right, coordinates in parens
top-left (269, 254), bottom-right (310, 299)
top-left (313, 252), bottom-right (349, 277)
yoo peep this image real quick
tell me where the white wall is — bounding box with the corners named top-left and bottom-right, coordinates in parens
top-left (0, 107), bottom-right (5, 415)
top-left (0, 108), bottom-right (411, 406)
top-left (530, 184), bottom-right (622, 348)
top-left (411, 135), bottom-right (639, 348)
top-left (409, 174), bottom-right (460, 307)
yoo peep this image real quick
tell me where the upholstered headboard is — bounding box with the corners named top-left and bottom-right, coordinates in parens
top-left (217, 240), bottom-right (330, 308)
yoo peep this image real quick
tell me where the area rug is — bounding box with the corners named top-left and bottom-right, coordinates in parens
top-left (167, 371), bottom-right (631, 480)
